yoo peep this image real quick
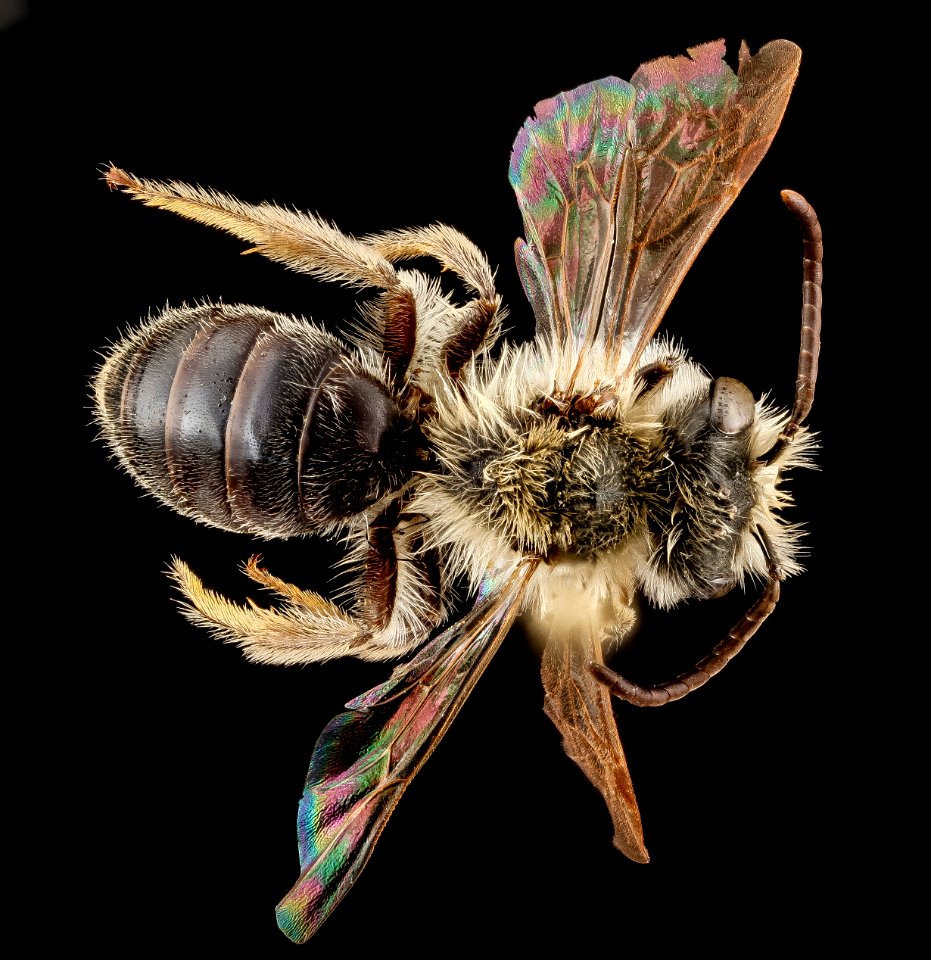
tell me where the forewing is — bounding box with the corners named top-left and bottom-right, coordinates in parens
top-left (510, 39), bottom-right (800, 372)
top-left (541, 623), bottom-right (648, 864)
top-left (275, 562), bottom-right (537, 943)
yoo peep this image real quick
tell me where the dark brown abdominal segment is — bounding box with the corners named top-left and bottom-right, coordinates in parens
top-left (300, 370), bottom-right (415, 523)
top-left (97, 302), bottom-right (419, 537)
top-left (98, 304), bottom-right (351, 536)
top-left (109, 308), bottom-right (205, 504)
top-left (225, 323), bottom-right (342, 536)
top-left (166, 311), bottom-right (269, 528)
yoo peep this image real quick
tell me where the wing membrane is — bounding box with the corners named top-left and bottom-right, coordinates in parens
top-left (542, 635), bottom-right (650, 863)
top-left (510, 39), bottom-right (801, 372)
top-left (275, 562), bottom-right (537, 943)
top-left (541, 620), bottom-right (648, 864)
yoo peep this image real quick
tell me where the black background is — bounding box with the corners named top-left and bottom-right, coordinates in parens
top-left (7, 7), bottom-right (866, 955)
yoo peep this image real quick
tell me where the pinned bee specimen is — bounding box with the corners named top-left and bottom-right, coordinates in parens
top-left (96, 38), bottom-right (821, 942)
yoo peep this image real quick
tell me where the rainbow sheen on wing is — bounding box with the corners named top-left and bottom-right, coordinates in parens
top-left (509, 40), bottom-right (800, 371)
top-left (275, 564), bottom-right (534, 943)
top-left (510, 76), bottom-right (636, 345)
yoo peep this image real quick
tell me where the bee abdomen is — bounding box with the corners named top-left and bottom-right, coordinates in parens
top-left (95, 303), bottom-right (410, 537)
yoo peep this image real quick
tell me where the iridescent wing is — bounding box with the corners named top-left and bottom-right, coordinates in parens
top-left (509, 39), bottom-right (800, 374)
top-left (275, 562), bottom-right (537, 943)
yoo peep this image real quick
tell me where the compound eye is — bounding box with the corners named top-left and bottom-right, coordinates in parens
top-left (710, 377), bottom-right (755, 436)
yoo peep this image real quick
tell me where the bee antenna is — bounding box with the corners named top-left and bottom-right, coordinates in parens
top-left (760, 191), bottom-right (822, 465)
top-left (589, 544), bottom-right (785, 708)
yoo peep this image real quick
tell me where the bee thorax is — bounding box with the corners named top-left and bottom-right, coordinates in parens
top-left (431, 409), bottom-right (662, 560)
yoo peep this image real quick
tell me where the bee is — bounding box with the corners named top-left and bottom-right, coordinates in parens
top-left (95, 38), bottom-right (821, 943)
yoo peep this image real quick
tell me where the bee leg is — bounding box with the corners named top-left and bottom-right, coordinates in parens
top-left (341, 507), bottom-right (443, 644)
top-left (761, 190), bottom-right (822, 465)
top-left (440, 298), bottom-right (500, 379)
top-left (169, 517), bottom-right (441, 666)
top-left (369, 224), bottom-right (499, 303)
top-left (169, 556), bottom-right (370, 666)
top-left (104, 166), bottom-right (401, 291)
top-left (368, 225), bottom-right (503, 372)
top-left (378, 284), bottom-right (419, 386)
top-left (590, 564), bottom-right (783, 707)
